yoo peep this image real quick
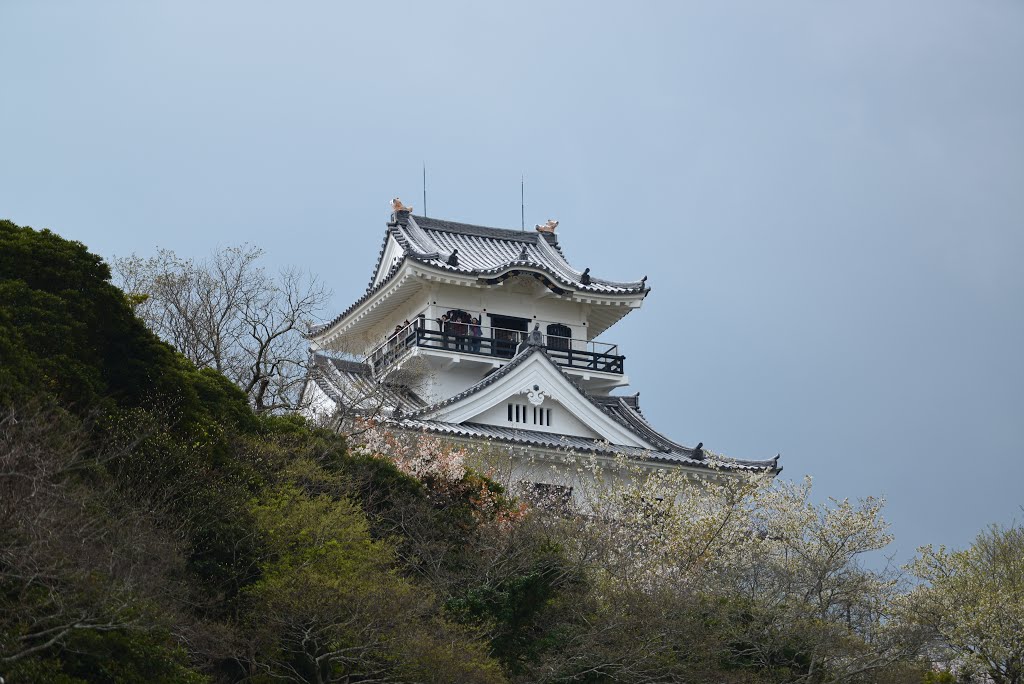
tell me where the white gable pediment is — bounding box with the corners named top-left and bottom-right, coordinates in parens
top-left (372, 234), bottom-right (406, 288)
top-left (419, 350), bottom-right (655, 449)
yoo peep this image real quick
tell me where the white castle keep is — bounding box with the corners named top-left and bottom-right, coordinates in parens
top-left (303, 201), bottom-right (779, 495)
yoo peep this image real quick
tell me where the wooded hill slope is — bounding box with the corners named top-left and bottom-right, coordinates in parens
top-left (0, 221), bottom-right (518, 682)
top-left (9, 219), bottom-right (1009, 684)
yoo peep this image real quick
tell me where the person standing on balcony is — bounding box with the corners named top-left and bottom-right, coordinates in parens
top-left (452, 310), bottom-right (468, 351)
top-left (439, 313), bottom-right (452, 349)
top-left (469, 317), bottom-right (482, 353)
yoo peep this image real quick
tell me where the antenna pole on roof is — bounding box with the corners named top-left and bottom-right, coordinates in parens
top-left (521, 174), bottom-right (524, 231)
top-left (422, 162), bottom-right (427, 217)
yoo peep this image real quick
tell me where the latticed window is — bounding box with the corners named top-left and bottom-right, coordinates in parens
top-left (508, 403), bottom-right (553, 426)
top-left (546, 323), bottom-right (571, 350)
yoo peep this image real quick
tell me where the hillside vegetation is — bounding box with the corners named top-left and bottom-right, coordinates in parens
top-left (2, 220), bottom-right (1021, 684)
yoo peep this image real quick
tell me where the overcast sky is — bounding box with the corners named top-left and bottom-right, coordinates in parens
top-left (3, 1), bottom-right (1022, 563)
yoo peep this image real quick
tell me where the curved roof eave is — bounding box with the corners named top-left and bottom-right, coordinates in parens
top-left (307, 254), bottom-right (412, 343)
top-left (309, 256), bottom-right (649, 345)
top-left (407, 254), bottom-right (650, 297)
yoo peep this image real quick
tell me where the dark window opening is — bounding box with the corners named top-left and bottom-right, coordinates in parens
top-left (490, 314), bottom-right (530, 358)
top-left (546, 323), bottom-right (571, 351)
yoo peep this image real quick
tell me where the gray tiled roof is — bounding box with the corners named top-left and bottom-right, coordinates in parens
top-left (309, 353), bottom-right (426, 414)
top-left (397, 419), bottom-right (776, 471)
top-left (404, 344), bottom-right (780, 472)
top-left (403, 215), bottom-right (648, 294)
top-left (308, 326), bottom-right (780, 473)
top-left (310, 213), bottom-right (650, 341)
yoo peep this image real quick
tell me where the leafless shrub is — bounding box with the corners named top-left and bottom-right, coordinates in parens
top-left (114, 245), bottom-right (330, 413)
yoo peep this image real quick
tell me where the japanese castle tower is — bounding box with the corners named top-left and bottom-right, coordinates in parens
top-left (303, 201), bottom-right (779, 485)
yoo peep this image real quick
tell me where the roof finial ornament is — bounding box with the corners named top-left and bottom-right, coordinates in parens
top-left (535, 219), bottom-right (558, 233)
top-left (580, 267), bottom-right (591, 285)
top-left (517, 244), bottom-right (530, 261)
top-left (391, 197), bottom-right (414, 214)
top-left (446, 249), bottom-right (459, 267)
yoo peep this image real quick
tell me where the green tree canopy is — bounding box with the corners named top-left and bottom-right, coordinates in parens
top-left (908, 524), bottom-right (1024, 684)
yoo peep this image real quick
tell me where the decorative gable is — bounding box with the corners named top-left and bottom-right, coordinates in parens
top-left (415, 348), bottom-right (656, 449)
top-left (469, 393), bottom-right (602, 440)
top-left (371, 233), bottom-right (405, 288)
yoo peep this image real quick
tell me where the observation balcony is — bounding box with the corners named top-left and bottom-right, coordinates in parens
top-left (367, 315), bottom-right (624, 379)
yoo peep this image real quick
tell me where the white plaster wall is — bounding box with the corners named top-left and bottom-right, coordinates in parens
top-left (425, 280), bottom-right (592, 341)
top-left (301, 381), bottom-right (337, 423)
top-left (343, 276), bottom-right (626, 358)
top-left (471, 397), bottom-right (603, 439)
top-left (419, 362), bottom-right (487, 404)
top-left (467, 444), bottom-right (683, 512)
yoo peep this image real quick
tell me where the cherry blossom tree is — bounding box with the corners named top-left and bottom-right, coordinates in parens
top-left (906, 524), bottom-right (1024, 684)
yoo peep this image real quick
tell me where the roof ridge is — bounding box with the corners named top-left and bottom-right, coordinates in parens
top-left (400, 216), bottom-right (444, 257)
top-left (412, 215), bottom-right (554, 244)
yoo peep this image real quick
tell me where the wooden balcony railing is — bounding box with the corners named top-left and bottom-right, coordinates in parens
top-left (367, 322), bottom-right (624, 376)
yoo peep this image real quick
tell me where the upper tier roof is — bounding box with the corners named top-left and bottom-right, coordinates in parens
top-left (390, 215), bottom-right (649, 295)
top-left (308, 213), bottom-right (650, 343)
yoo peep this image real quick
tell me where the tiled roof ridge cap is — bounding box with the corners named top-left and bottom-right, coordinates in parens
top-left (411, 214), bottom-right (557, 245)
top-left (611, 397), bottom-right (690, 453)
top-left (363, 230), bottom-right (395, 293)
top-left (399, 216), bottom-right (444, 258)
top-left (706, 451), bottom-right (782, 471)
top-left (409, 256), bottom-right (648, 294)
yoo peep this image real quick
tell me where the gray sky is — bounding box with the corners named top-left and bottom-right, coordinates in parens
top-left (3, 1), bottom-right (1022, 562)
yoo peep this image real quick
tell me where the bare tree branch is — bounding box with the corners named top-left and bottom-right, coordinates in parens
top-left (113, 245), bottom-right (330, 413)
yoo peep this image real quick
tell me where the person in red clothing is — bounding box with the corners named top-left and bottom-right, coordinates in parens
top-left (469, 316), bottom-right (482, 353)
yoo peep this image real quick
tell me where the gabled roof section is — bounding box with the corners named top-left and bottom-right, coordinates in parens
top-left (405, 342), bottom-right (780, 473)
top-left (308, 353), bottom-right (426, 415)
top-left (396, 419), bottom-right (774, 471)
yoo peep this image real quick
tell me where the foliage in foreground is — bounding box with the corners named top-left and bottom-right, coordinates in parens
top-left (0, 220), bottom-right (505, 683)
top-left (905, 524), bottom-right (1024, 684)
top-left (352, 423), bottom-right (932, 683)
top-left (2, 218), bottom-right (1015, 683)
